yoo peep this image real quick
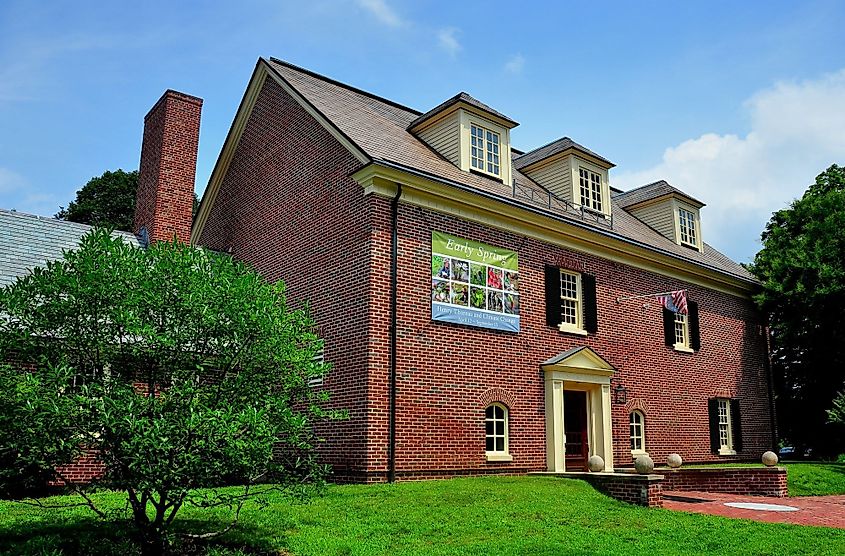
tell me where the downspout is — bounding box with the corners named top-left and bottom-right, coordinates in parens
top-left (388, 183), bottom-right (402, 483)
top-left (763, 319), bottom-right (778, 449)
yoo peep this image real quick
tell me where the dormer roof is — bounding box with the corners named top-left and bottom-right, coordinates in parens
top-left (408, 92), bottom-right (519, 131)
top-left (514, 137), bottom-right (615, 170)
top-left (616, 180), bottom-right (705, 209)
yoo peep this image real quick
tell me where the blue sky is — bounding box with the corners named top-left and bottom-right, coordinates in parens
top-left (1, 0), bottom-right (844, 262)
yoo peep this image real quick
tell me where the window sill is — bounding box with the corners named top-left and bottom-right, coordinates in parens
top-left (558, 324), bottom-right (588, 336)
top-left (631, 450), bottom-right (649, 458)
top-left (469, 168), bottom-right (504, 183)
top-left (718, 448), bottom-right (737, 456)
top-left (673, 344), bottom-right (694, 354)
top-left (486, 453), bottom-right (513, 462)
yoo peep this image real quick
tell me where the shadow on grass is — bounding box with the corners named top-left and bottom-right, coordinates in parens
top-left (0, 517), bottom-right (285, 556)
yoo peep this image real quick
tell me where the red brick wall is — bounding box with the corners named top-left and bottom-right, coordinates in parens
top-left (660, 467), bottom-right (787, 497)
top-left (578, 473), bottom-right (664, 507)
top-left (51, 449), bottom-right (104, 485)
top-left (197, 76), bottom-right (774, 482)
top-left (135, 90), bottom-right (202, 243)
top-left (196, 76), bottom-right (375, 478)
top-left (376, 203), bottom-right (773, 478)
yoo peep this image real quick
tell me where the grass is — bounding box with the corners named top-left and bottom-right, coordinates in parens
top-left (2, 476), bottom-right (845, 555)
top-left (783, 461), bottom-right (845, 496)
top-left (680, 461), bottom-right (845, 497)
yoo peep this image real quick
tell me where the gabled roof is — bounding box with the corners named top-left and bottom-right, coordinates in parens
top-left (514, 136), bottom-right (615, 170)
top-left (212, 58), bottom-right (756, 286)
top-left (0, 209), bottom-right (141, 288)
top-left (616, 180), bottom-right (705, 209)
top-left (408, 91), bottom-right (519, 131)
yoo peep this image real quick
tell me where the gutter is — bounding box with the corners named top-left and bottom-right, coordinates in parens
top-left (388, 184), bottom-right (402, 483)
top-left (366, 159), bottom-right (758, 288)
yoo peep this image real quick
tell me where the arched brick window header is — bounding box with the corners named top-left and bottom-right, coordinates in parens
top-left (479, 387), bottom-right (516, 410)
top-left (624, 398), bottom-right (648, 414)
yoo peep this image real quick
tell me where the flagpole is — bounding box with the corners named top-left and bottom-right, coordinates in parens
top-left (616, 290), bottom-right (687, 303)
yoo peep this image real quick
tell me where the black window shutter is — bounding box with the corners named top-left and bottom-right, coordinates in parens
top-left (688, 301), bottom-right (701, 351)
top-left (544, 265), bottom-right (562, 327)
top-left (582, 274), bottom-right (598, 333)
top-left (730, 399), bottom-right (743, 452)
top-left (662, 308), bottom-right (675, 346)
top-left (708, 398), bottom-right (720, 454)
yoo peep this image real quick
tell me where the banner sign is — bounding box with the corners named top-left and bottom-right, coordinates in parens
top-left (431, 231), bottom-right (520, 332)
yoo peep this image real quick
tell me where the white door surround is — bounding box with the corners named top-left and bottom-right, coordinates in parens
top-left (542, 347), bottom-right (615, 472)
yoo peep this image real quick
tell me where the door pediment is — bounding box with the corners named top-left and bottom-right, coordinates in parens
top-left (541, 346), bottom-right (615, 379)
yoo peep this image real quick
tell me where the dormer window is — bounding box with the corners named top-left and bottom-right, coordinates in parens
top-left (470, 124), bottom-right (500, 176)
top-left (678, 207), bottom-right (697, 248)
top-left (579, 168), bottom-right (603, 213)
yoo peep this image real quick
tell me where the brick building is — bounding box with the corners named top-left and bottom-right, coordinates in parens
top-left (0, 58), bottom-right (776, 484)
top-left (189, 58), bottom-right (775, 481)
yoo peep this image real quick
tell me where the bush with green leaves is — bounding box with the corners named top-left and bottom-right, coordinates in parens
top-left (0, 229), bottom-right (335, 555)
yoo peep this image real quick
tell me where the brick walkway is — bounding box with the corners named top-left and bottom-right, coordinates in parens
top-left (663, 490), bottom-right (845, 528)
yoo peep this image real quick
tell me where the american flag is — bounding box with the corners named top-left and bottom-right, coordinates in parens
top-left (657, 290), bottom-right (688, 315)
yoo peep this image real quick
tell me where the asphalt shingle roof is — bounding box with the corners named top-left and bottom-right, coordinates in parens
top-left (514, 137), bottom-right (614, 169)
top-left (0, 209), bottom-right (141, 288)
top-left (615, 180), bottom-right (705, 209)
top-left (408, 92), bottom-right (518, 130)
top-left (265, 58), bottom-right (755, 284)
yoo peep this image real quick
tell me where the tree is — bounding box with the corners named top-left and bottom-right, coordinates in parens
top-left (56, 169), bottom-right (139, 231)
top-left (829, 390), bottom-right (845, 425)
top-left (750, 164), bottom-right (845, 456)
top-left (0, 229), bottom-right (334, 555)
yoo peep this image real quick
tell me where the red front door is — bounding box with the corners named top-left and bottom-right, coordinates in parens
top-left (564, 390), bottom-right (589, 471)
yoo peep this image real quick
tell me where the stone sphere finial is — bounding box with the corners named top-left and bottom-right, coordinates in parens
top-left (762, 451), bottom-right (779, 467)
top-left (634, 454), bottom-right (655, 474)
top-left (587, 455), bottom-right (605, 472)
top-left (667, 453), bottom-right (683, 468)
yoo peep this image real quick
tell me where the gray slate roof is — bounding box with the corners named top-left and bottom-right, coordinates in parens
top-left (615, 180), bottom-right (705, 209)
top-left (265, 58), bottom-right (755, 284)
top-left (408, 91), bottom-right (518, 130)
top-left (514, 136), bottom-right (615, 169)
top-left (0, 209), bottom-right (141, 288)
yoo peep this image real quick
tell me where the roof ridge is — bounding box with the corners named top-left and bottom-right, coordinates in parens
top-left (616, 180), bottom-right (668, 196)
top-left (267, 57), bottom-right (422, 116)
top-left (513, 136), bottom-right (573, 160)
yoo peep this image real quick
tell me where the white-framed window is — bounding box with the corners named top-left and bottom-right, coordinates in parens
top-left (485, 403), bottom-right (509, 459)
top-left (470, 124), bottom-right (501, 177)
top-left (717, 398), bottom-right (734, 454)
top-left (674, 313), bottom-right (689, 350)
top-left (308, 347), bottom-right (325, 387)
top-left (630, 411), bottom-right (645, 454)
top-left (678, 207), bottom-right (698, 248)
top-left (559, 270), bottom-right (582, 332)
top-left (579, 168), bottom-right (603, 213)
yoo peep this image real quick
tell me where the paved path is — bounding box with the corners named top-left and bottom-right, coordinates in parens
top-left (663, 490), bottom-right (845, 528)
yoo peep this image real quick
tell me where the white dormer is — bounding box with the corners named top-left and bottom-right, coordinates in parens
top-left (513, 138), bottom-right (615, 219)
top-left (616, 181), bottom-right (705, 251)
top-left (408, 92), bottom-right (518, 185)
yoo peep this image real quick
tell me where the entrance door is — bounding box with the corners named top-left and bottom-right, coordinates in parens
top-left (563, 390), bottom-right (589, 471)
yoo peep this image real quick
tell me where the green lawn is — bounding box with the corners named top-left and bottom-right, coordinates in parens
top-left (2, 476), bottom-right (845, 555)
top-left (783, 461), bottom-right (845, 496)
top-left (681, 461), bottom-right (845, 497)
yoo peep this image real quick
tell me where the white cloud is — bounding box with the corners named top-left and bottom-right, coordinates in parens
top-left (613, 69), bottom-right (845, 262)
top-left (0, 167), bottom-right (26, 194)
top-left (504, 54), bottom-right (525, 75)
top-left (437, 27), bottom-right (461, 57)
top-left (356, 0), bottom-right (404, 27)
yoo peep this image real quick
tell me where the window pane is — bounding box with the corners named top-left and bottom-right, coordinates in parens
top-left (486, 420), bottom-right (494, 434)
top-left (486, 437), bottom-right (494, 451)
top-left (495, 405), bottom-right (504, 419)
top-left (486, 406), bottom-right (494, 418)
top-left (496, 438), bottom-right (504, 452)
top-left (495, 421), bottom-right (504, 435)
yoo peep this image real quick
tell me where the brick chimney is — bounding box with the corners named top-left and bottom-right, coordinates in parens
top-left (134, 90), bottom-right (202, 244)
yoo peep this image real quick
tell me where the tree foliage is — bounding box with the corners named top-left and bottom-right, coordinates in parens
top-left (56, 169), bottom-right (139, 232)
top-left (750, 164), bottom-right (845, 455)
top-left (829, 390), bottom-right (845, 426)
top-left (0, 229), bottom-right (334, 554)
